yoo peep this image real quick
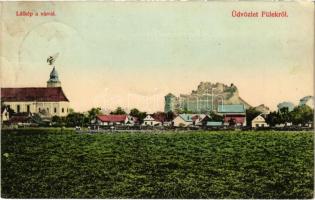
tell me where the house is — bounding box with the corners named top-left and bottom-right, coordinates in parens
top-left (206, 121), bottom-right (223, 127)
top-left (142, 114), bottom-right (164, 126)
top-left (254, 104), bottom-right (270, 115)
top-left (95, 114), bottom-right (137, 126)
top-left (1, 106), bottom-right (10, 123)
top-left (172, 114), bottom-right (193, 127)
top-left (251, 114), bottom-right (269, 128)
top-left (172, 114), bottom-right (208, 127)
top-left (192, 114), bottom-right (209, 126)
top-left (217, 104), bottom-right (246, 126)
top-left (5, 113), bottom-right (36, 127)
top-left (1, 66), bottom-right (70, 117)
top-left (299, 96), bottom-right (314, 109)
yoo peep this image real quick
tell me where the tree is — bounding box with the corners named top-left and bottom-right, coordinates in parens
top-left (110, 107), bottom-right (126, 115)
top-left (289, 105), bottom-right (313, 125)
top-left (88, 107), bottom-right (102, 121)
top-left (246, 108), bottom-right (262, 127)
top-left (66, 112), bottom-right (86, 127)
top-left (129, 108), bottom-right (147, 123)
top-left (51, 115), bottom-right (66, 127)
top-left (68, 108), bottom-right (75, 114)
top-left (166, 111), bottom-right (176, 121)
top-left (266, 111), bottom-right (280, 126)
top-left (278, 107), bottom-right (291, 124)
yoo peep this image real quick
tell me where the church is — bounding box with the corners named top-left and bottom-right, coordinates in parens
top-left (1, 66), bottom-right (70, 118)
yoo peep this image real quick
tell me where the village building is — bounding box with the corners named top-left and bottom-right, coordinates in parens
top-left (217, 104), bottom-right (246, 126)
top-left (1, 107), bottom-right (10, 123)
top-left (206, 121), bottom-right (223, 128)
top-left (94, 114), bottom-right (137, 126)
top-left (1, 66), bottom-right (70, 118)
top-left (142, 115), bottom-right (162, 126)
top-left (254, 104), bottom-right (270, 115)
top-left (251, 114), bottom-right (269, 128)
top-left (299, 96), bottom-right (314, 109)
top-left (172, 114), bottom-right (208, 127)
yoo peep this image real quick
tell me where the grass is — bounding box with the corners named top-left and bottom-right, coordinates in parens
top-left (1, 129), bottom-right (314, 198)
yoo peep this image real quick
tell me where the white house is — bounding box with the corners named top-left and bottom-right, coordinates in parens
top-left (95, 114), bottom-right (137, 126)
top-left (251, 114), bottom-right (269, 128)
top-left (142, 115), bottom-right (162, 126)
top-left (1, 107), bottom-right (10, 123)
top-left (172, 114), bottom-right (207, 127)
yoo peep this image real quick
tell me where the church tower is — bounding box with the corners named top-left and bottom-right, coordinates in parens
top-left (47, 66), bottom-right (61, 87)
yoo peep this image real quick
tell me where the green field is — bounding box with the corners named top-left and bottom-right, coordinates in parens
top-left (1, 129), bottom-right (314, 198)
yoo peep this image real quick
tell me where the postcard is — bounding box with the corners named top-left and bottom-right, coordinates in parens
top-left (1, 1), bottom-right (314, 199)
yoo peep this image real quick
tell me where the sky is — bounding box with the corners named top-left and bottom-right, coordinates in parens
top-left (1, 1), bottom-right (314, 112)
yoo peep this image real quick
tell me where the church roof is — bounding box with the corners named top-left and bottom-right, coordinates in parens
top-left (1, 87), bottom-right (69, 102)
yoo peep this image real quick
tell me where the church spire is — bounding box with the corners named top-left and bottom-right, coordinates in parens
top-left (47, 66), bottom-right (61, 87)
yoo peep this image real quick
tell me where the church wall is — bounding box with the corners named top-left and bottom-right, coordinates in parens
top-left (3, 101), bottom-right (70, 117)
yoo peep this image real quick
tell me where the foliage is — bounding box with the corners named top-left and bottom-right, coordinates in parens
top-left (51, 116), bottom-right (66, 127)
top-left (246, 108), bottom-right (262, 127)
top-left (87, 107), bottom-right (102, 122)
top-left (1, 129), bottom-right (313, 198)
top-left (65, 112), bottom-right (86, 127)
top-left (266, 111), bottom-right (280, 126)
top-left (129, 108), bottom-right (147, 123)
top-left (110, 107), bottom-right (126, 115)
top-left (289, 105), bottom-right (313, 125)
top-left (266, 105), bottom-right (314, 126)
top-left (165, 111), bottom-right (176, 121)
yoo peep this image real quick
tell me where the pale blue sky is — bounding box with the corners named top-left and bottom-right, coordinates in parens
top-left (1, 1), bottom-right (314, 112)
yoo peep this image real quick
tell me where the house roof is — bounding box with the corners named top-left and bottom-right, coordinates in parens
top-left (252, 114), bottom-right (266, 122)
top-left (8, 115), bottom-right (32, 123)
top-left (217, 104), bottom-right (245, 113)
top-left (97, 114), bottom-right (127, 122)
top-left (179, 114), bottom-right (195, 122)
top-left (1, 87), bottom-right (69, 102)
top-left (1, 106), bottom-right (8, 114)
top-left (151, 113), bottom-right (167, 122)
top-left (206, 121), bottom-right (223, 126)
top-left (178, 114), bottom-right (206, 122)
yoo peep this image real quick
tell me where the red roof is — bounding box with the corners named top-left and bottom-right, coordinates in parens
top-left (97, 115), bottom-right (128, 122)
top-left (1, 87), bottom-right (69, 102)
top-left (8, 116), bottom-right (31, 123)
top-left (151, 112), bottom-right (167, 123)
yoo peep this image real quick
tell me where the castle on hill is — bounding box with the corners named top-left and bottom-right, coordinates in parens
top-left (164, 82), bottom-right (251, 114)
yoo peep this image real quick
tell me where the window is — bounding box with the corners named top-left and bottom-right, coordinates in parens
top-left (39, 108), bottom-right (41, 112)
top-left (54, 108), bottom-right (57, 113)
top-left (62, 108), bottom-right (64, 113)
top-left (27, 105), bottom-right (30, 113)
top-left (151, 122), bottom-right (153, 125)
top-left (47, 108), bottom-right (49, 113)
top-left (17, 105), bottom-right (20, 113)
